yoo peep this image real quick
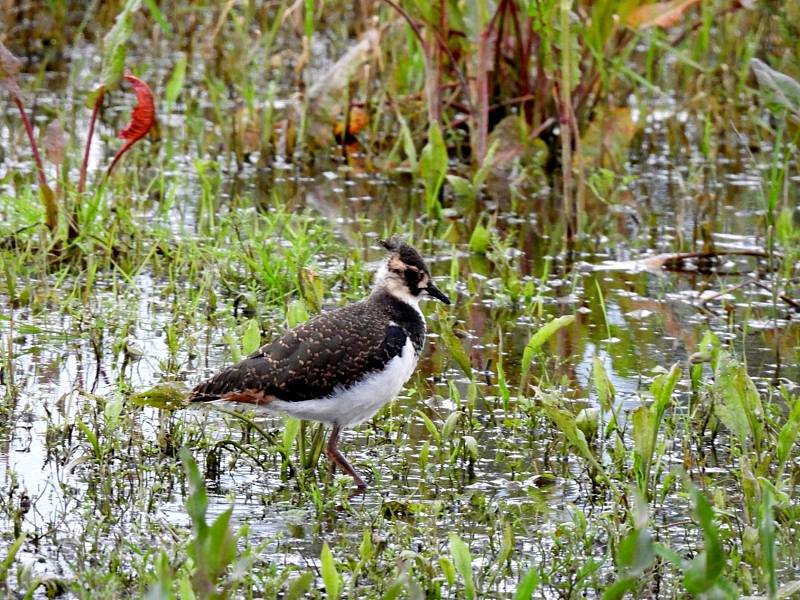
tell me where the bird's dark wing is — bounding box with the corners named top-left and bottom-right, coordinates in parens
top-left (190, 302), bottom-right (408, 403)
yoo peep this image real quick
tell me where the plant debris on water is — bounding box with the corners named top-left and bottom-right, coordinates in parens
top-left (1, 1), bottom-right (799, 598)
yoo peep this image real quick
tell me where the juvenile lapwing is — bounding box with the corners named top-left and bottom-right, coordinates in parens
top-left (190, 237), bottom-right (451, 490)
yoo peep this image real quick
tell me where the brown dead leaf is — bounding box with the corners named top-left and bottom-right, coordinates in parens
top-left (44, 120), bottom-right (65, 166)
top-left (0, 41), bottom-right (22, 80)
top-left (625, 0), bottom-right (701, 29)
top-left (579, 107), bottom-right (638, 171)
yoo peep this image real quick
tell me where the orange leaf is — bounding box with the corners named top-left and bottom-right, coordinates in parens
top-left (625, 0), bottom-right (701, 29)
top-left (107, 70), bottom-right (156, 177)
top-left (333, 105), bottom-right (369, 141)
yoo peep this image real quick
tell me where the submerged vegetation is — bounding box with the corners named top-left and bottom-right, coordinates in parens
top-left (1, 0), bottom-right (799, 598)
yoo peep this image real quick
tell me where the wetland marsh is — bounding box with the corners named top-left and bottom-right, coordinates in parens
top-left (1, 1), bottom-right (799, 598)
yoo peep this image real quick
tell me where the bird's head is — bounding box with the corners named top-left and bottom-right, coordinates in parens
top-left (374, 236), bottom-right (451, 306)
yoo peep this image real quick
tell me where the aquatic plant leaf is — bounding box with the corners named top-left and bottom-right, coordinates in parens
top-left (446, 175), bottom-right (475, 202)
top-left (519, 315), bottom-right (575, 396)
top-left (759, 482), bottom-right (777, 599)
top-left (77, 418), bottom-right (102, 459)
top-left (420, 121), bottom-right (447, 216)
top-left (242, 318), bottom-right (261, 355)
top-left (625, 0), bottom-right (701, 29)
top-left (165, 53), bottom-right (187, 106)
top-left (131, 382), bottom-right (191, 409)
top-left (579, 107), bottom-right (637, 171)
top-left (472, 139), bottom-right (499, 193)
top-left (513, 564), bottom-right (539, 599)
top-left (438, 319), bottom-right (473, 380)
top-left (0, 532), bottom-right (25, 584)
top-left (714, 352), bottom-right (763, 449)
top-left (442, 410), bottom-right (462, 440)
top-left (439, 557), bottom-right (456, 586)
top-left (468, 222), bottom-right (490, 254)
top-left (143, 0), bottom-right (171, 34)
top-left (683, 482), bottom-right (727, 593)
top-left (43, 120), bottom-right (65, 166)
top-left (592, 356), bottom-right (615, 413)
top-left (650, 363), bottom-right (680, 423)
top-left (575, 407), bottom-right (600, 440)
top-left (181, 447), bottom-right (208, 531)
top-left (541, 398), bottom-right (609, 483)
top-left (284, 571), bottom-right (314, 600)
top-left (281, 417), bottom-right (301, 459)
top-left (320, 542), bottom-right (342, 599)
top-left (751, 58), bottom-right (800, 117)
top-left (777, 395), bottom-right (800, 468)
top-left (632, 406), bottom-right (655, 489)
top-left (397, 112), bottom-right (418, 170)
top-left (448, 533), bottom-right (475, 600)
top-left (107, 71), bottom-right (156, 177)
top-left (40, 183), bottom-right (59, 232)
top-left (96, 0), bottom-right (142, 98)
top-left (415, 409), bottom-right (442, 444)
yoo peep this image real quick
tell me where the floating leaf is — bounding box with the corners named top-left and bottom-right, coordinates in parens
top-left (625, 0), bottom-right (701, 29)
top-left (107, 70), bottom-right (156, 177)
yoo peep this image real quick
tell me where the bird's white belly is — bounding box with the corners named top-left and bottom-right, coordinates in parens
top-left (268, 337), bottom-right (418, 427)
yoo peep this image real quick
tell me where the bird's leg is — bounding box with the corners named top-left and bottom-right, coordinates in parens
top-left (326, 424), bottom-right (367, 490)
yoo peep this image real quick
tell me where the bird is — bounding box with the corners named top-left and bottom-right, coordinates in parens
top-left (189, 237), bottom-right (452, 490)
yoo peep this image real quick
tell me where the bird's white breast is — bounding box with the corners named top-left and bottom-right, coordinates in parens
top-left (267, 337), bottom-right (418, 427)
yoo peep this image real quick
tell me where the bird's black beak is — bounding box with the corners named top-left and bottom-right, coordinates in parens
top-left (426, 282), bottom-right (451, 304)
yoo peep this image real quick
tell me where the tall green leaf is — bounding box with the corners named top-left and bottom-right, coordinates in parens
top-left (448, 533), bottom-right (475, 600)
top-left (320, 542), bottom-right (341, 599)
top-left (89, 0), bottom-right (142, 104)
top-left (241, 318), bottom-right (261, 356)
top-left (519, 315), bottom-right (575, 396)
top-left (420, 121), bottom-right (447, 216)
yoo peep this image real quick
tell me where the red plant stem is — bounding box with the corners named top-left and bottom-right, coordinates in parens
top-left (79, 91), bottom-right (104, 195)
top-left (12, 96), bottom-right (48, 193)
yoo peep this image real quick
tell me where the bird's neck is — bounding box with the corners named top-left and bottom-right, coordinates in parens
top-left (370, 285), bottom-right (424, 322)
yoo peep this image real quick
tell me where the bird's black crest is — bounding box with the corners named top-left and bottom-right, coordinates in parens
top-left (379, 236), bottom-right (427, 271)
